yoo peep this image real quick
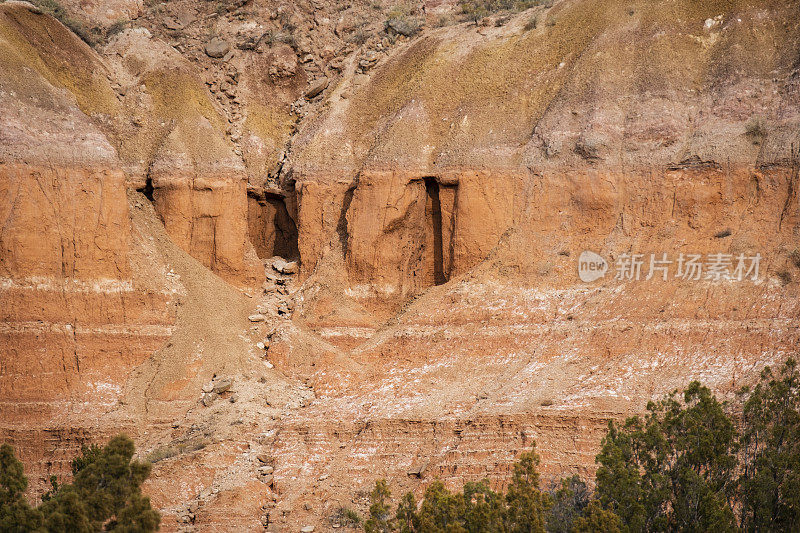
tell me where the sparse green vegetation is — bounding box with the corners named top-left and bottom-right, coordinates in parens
top-left (262, 28), bottom-right (298, 49)
top-left (356, 358), bottom-right (800, 532)
top-left (104, 18), bottom-right (129, 41)
top-left (1, 435), bottom-right (160, 532)
top-left (363, 446), bottom-right (555, 532)
top-left (27, 0), bottom-right (94, 45)
top-left (433, 14), bottom-right (455, 28)
top-left (459, 0), bottom-right (552, 23)
top-left (384, 4), bottom-right (423, 37)
top-left (745, 116), bottom-right (766, 144)
top-left (348, 28), bottom-right (371, 45)
top-left (333, 506), bottom-right (362, 528)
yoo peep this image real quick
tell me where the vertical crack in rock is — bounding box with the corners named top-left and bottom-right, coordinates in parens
top-left (247, 188), bottom-right (300, 260)
top-left (337, 178), bottom-right (358, 260)
top-left (138, 176), bottom-right (155, 203)
top-left (424, 177), bottom-right (446, 286)
top-left (267, 192), bottom-right (300, 259)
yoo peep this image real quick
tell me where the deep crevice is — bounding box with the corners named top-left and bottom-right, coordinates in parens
top-left (247, 188), bottom-right (300, 261)
top-left (337, 181), bottom-right (357, 260)
top-left (138, 176), bottom-right (155, 203)
top-left (424, 177), bottom-right (446, 286)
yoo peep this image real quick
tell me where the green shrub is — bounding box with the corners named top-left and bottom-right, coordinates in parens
top-left (459, 0), bottom-right (551, 23)
top-left (385, 5), bottom-right (423, 37)
top-left (745, 116), bottom-right (766, 144)
top-left (348, 28), bottom-right (371, 45)
top-left (352, 359), bottom-right (800, 532)
top-left (1, 435), bottom-right (160, 531)
top-left (332, 506), bottom-right (361, 527)
top-left (28, 0), bottom-right (94, 45)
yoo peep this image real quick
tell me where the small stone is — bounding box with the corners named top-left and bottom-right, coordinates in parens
top-left (257, 342), bottom-right (266, 350)
top-left (257, 454), bottom-right (271, 464)
top-left (259, 465), bottom-right (275, 475)
top-left (205, 38), bottom-right (231, 59)
top-left (301, 526), bottom-right (315, 533)
top-left (248, 314), bottom-right (267, 322)
top-left (264, 361), bottom-right (274, 369)
top-left (164, 17), bottom-right (183, 30)
top-left (201, 392), bottom-right (217, 406)
top-left (272, 258), bottom-right (299, 274)
top-left (261, 474), bottom-right (274, 485)
top-left (304, 77), bottom-right (329, 100)
top-left (213, 379), bottom-right (232, 394)
top-left (202, 382), bottom-right (214, 393)
top-left (229, 394), bottom-right (238, 403)
top-left (318, 474), bottom-right (328, 481)
top-left (407, 462), bottom-right (427, 478)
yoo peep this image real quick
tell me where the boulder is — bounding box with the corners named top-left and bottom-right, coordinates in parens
top-left (201, 392), bottom-right (217, 406)
top-left (407, 462), bottom-right (427, 478)
top-left (304, 77), bottom-right (328, 100)
top-left (272, 258), bottom-right (299, 274)
top-left (213, 379), bottom-right (232, 394)
top-left (205, 38), bottom-right (231, 59)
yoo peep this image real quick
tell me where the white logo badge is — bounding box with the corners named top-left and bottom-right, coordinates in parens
top-left (578, 251), bottom-right (608, 282)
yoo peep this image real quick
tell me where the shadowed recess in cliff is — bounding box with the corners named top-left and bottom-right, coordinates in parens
top-left (424, 177), bottom-right (446, 286)
top-left (247, 189), bottom-right (299, 260)
top-left (138, 176), bottom-right (155, 203)
top-left (337, 181), bottom-right (357, 260)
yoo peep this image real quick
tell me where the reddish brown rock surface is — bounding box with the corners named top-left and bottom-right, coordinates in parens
top-left (1, 0), bottom-right (799, 531)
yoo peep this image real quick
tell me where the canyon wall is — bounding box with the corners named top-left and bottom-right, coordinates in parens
top-left (0, 1), bottom-right (175, 478)
top-left (1, 0), bottom-right (799, 530)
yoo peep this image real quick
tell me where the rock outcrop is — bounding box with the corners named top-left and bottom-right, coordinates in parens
top-left (1, 0), bottom-right (799, 530)
top-left (0, 0), bottom-right (175, 478)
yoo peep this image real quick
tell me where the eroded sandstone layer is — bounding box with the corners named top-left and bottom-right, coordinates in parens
top-left (1, 0), bottom-right (799, 530)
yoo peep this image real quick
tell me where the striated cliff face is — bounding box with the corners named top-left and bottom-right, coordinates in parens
top-left (1, 0), bottom-right (800, 530)
top-left (0, 1), bottom-right (176, 478)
